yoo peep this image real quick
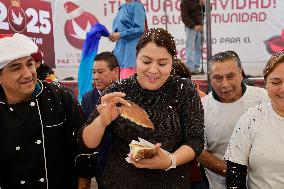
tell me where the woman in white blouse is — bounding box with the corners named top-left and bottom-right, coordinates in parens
top-left (225, 50), bottom-right (284, 189)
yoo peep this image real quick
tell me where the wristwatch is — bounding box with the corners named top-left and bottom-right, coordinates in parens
top-left (165, 154), bottom-right (176, 171)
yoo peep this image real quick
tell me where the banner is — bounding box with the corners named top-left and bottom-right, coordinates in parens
top-left (209, 0), bottom-right (284, 71)
top-left (0, 0), bottom-right (55, 68)
top-left (52, 0), bottom-right (284, 79)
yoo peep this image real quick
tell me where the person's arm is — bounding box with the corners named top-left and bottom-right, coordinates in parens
top-left (82, 115), bottom-right (108, 149)
top-left (226, 161), bottom-right (247, 189)
top-left (173, 145), bottom-right (196, 165)
top-left (197, 150), bottom-right (227, 176)
top-left (81, 92), bottom-right (129, 149)
top-left (119, 2), bottom-right (146, 40)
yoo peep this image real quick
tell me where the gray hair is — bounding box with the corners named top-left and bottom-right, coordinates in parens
top-left (208, 51), bottom-right (242, 73)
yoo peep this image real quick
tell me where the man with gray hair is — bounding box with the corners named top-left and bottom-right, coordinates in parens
top-left (0, 34), bottom-right (87, 189)
top-left (197, 51), bottom-right (269, 189)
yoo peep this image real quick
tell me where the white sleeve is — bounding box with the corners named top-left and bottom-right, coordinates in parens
top-left (204, 130), bottom-right (208, 150)
top-left (224, 110), bottom-right (254, 166)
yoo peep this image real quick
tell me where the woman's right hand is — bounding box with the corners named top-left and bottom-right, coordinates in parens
top-left (97, 92), bottom-right (130, 126)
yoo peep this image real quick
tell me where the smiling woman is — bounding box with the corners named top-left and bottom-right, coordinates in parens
top-left (225, 50), bottom-right (284, 189)
top-left (136, 43), bottom-right (172, 90)
top-left (265, 52), bottom-right (284, 117)
top-left (79, 28), bottom-right (205, 188)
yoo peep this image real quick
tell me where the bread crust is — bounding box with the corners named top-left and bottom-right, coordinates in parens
top-left (120, 101), bottom-right (154, 129)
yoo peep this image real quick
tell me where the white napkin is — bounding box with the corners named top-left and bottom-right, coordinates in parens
top-left (125, 137), bottom-right (170, 163)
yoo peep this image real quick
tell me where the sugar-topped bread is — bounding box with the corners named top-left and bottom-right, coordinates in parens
top-left (120, 101), bottom-right (154, 129)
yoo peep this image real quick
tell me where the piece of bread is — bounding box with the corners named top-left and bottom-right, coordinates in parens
top-left (129, 144), bottom-right (156, 159)
top-left (120, 101), bottom-right (154, 129)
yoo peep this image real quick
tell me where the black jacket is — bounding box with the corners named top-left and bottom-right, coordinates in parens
top-left (180, 0), bottom-right (204, 28)
top-left (0, 81), bottom-right (85, 189)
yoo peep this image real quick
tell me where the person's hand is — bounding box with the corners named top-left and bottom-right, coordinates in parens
top-left (108, 34), bottom-right (115, 42)
top-left (112, 32), bottom-right (120, 41)
top-left (97, 92), bottom-right (129, 126)
top-left (199, 0), bottom-right (205, 6)
top-left (194, 25), bottom-right (203, 32)
top-left (130, 143), bottom-right (172, 170)
top-left (77, 178), bottom-right (90, 189)
top-left (108, 32), bottom-right (120, 42)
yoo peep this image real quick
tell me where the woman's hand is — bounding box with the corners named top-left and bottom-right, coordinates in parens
top-left (130, 143), bottom-right (172, 170)
top-left (108, 32), bottom-right (120, 42)
top-left (97, 92), bottom-right (129, 126)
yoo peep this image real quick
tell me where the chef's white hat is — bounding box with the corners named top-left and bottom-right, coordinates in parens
top-left (0, 33), bottom-right (38, 69)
